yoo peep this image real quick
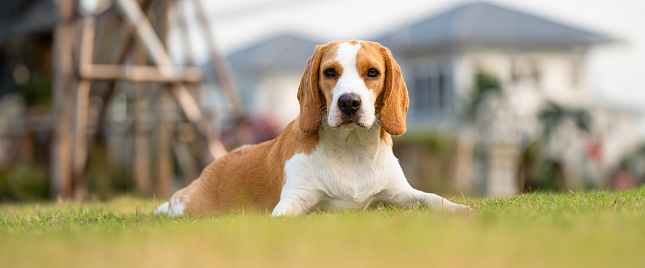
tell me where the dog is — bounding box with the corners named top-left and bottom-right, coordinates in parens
top-left (155, 40), bottom-right (469, 216)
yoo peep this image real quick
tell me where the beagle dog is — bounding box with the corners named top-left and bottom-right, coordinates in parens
top-left (155, 40), bottom-right (469, 216)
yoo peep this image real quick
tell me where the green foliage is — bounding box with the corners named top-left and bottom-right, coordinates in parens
top-left (393, 131), bottom-right (456, 194)
top-left (531, 160), bottom-right (564, 191)
top-left (616, 144), bottom-right (645, 185)
top-left (0, 162), bottom-right (49, 201)
top-left (538, 101), bottom-right (591, 139)
top-left (19, 71), bottom-right (52, 107)
top-left (474, 71), bottom-right (503, 93)
top-left (463, 70), bottom-right (503, 120)
top-left (394, 130), bottom-right (454, 154)
top-left (1, 188), bottom-right (644, 267)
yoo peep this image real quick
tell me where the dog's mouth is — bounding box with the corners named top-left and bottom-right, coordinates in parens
top-left (336, 115), bottom-right (369, 130)
top-left (328, 108), bottom-right (374, 130)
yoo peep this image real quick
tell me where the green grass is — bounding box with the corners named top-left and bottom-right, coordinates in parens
top-left (1, 187), bottom-right (644, 268)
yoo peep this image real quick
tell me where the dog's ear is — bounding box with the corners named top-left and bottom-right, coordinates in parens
top-left (297, 44), bottom-right (326, 133)
top-left (379, 46), bottom-right (409, 136)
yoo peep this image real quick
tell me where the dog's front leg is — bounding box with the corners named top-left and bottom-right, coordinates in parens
top-left (382, 187), bottom-right (470, 212)
top-left (379, 169), bottom-right (470, 212)
top-left (272, 180), bottom-right (321, 217)
top-left (272, 197), bottom-right (312, 216)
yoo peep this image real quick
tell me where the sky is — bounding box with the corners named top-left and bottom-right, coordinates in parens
top-left (170, 0), bottom-right (645, 134)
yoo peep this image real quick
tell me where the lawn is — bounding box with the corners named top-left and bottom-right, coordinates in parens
top-left (1, 187), bottom-right (644, 268)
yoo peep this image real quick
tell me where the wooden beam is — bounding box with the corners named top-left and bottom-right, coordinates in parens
top-left (133, 88), bottom-right (152, 195)
top-left (132, 31), bottom-right (153, 196)
top-left (115, 0), bottom-right (226, 159)
top-left (154, 90), bottom-right (173, 197)
top-left (192, 0), bottom-right (243, 118)
top-left (115, 0), bottom-right (174, 67)
top-left (71, 15), bottom-right (97, 200)
top-left (149, 0), bottom-right (173, 197)
top-left (72, 79), bottom-right (91, 200)
top-left (86, 0), bottom-right (155, 165)
top-left (172, 142), bottom-right (199, 186)
top-left (78, 64), bottom-right (201, 83)
top-left (116, 0), bottom-right (201, 121)
top-left (177, 1), bottom-right (196, 67)
top-left (51, 0), bottom-right (75, 199)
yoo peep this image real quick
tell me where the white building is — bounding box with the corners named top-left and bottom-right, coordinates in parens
top-left (376, 2), bottom-right (607, 130)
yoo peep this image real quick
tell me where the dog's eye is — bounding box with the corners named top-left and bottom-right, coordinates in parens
top-left (366, 69), bottom-right (379, 78)
top-left (324, 68), bottom-right (337, 78)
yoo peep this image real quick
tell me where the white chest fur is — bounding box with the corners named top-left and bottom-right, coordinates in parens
top-left (279, 124), bottom-right (400, 213)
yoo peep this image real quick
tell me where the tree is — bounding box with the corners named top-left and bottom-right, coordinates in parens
top-left (538, 101), bottom-right (591, 139)
top-left (535, 101), bottom-right (592, 190)
top-left (463, 71), bottom-right (502, 121)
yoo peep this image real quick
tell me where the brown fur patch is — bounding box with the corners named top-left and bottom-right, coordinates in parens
top-left (376, 45), bottom-right (409, 136)
top-left (297, 44), bottom-right (326, 133)
top-left (176, 121), bottom-right (319, 215)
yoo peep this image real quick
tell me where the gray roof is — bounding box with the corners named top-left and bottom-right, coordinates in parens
top-left (376, 2), bottom-right (611, 52)
top-left (226, 34), bottom-right (320, 75)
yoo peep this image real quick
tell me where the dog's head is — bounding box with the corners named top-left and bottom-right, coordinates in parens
top-left (297, 40), bottom-right (409, 135)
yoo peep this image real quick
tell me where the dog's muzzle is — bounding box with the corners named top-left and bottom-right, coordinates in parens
top-left (337, 93), bottom-right (363, 126)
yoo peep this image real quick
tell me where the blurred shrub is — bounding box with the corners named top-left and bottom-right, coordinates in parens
top-left (393, 131), bottom-right (458, 195)
top-left (463, 70), bottom-right (502, 120)
top-left (394, 130), bottom-right (453, 154)
top-left (0, 162), bottom-right (49, 201)
top-left (19, 71), bottom-right (52, 108)
top-left (538, 101), bottom-right (591, 138)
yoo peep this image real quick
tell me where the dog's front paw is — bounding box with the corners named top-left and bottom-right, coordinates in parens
top-left (272, 200), bottom-right (304, 217)
top-left (272, 207), bottom-right (291, 217)
top-left (445, 203), bottom-right (472, 213)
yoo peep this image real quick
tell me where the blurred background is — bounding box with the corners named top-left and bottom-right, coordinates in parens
top-left (0, 0), bottom-right (644, 202)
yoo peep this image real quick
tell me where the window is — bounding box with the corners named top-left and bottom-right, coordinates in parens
top-left (437, 72), bottom-right (446, 112)
top-left (510, 57), bottom-right (542, 88)
top-left (571, 58), bottom-right (581, 89)
top-left (411, 63), bottom-right (452, 121)
top-left (530, 60), bottom-right (541, 87)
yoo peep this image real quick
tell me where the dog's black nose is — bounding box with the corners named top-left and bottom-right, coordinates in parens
top-left (338, 93), bottom-right (361, 115)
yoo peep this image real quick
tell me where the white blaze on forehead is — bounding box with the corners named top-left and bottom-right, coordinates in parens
top-left (335, 42), bottom-right (361, 69)
top-left (333, 42), bottom-right (363, 93)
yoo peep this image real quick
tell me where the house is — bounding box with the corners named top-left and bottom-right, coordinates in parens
top-left (375, 2), bottom-right (610, 130)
